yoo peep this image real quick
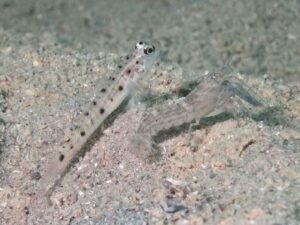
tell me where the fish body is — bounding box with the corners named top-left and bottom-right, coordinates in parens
top-left (38, 41), bottom-right (159, 200)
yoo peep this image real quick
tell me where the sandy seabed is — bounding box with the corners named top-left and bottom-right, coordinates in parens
top-left (0, 0), bottom-right (300, 224)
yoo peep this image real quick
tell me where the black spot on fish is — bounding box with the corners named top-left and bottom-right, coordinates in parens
top-left (59, 154), bottom-right (65, 162)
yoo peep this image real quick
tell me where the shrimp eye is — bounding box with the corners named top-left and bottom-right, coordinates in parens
top-left (144, 46), bottom-right (155, 55)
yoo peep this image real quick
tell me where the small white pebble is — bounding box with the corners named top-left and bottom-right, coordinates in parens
top-left (78, 191), bottom-right (84, 197)
top-left (32, 59), bottom-right (40, 67)
top-left (77, 164), bottom-right (87, 171)
top-left (287, 34), bottom-right (296, 40)
top-left (277, 186), bottom-right (283, 191)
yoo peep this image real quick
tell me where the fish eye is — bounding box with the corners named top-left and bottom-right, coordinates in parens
top-left (144, 45), bottom-right (155, 55)
top-left (135, 41), bottom-right (145, 50)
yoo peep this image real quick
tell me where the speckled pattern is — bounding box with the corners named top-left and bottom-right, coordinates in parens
top-left (0, 0), bottom-right (300, 224)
